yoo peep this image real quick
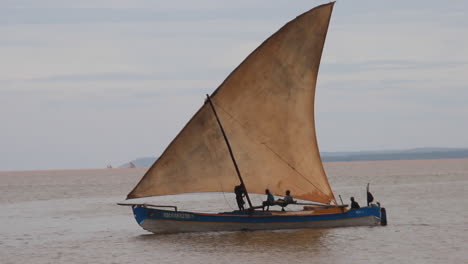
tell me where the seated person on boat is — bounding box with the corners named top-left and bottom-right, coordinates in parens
top-left (262, 189), bottom-right (275, 211)
top-left (276, 190), bottom-right (297, 211)
top-left (350, 197), bottom-right (360, 209)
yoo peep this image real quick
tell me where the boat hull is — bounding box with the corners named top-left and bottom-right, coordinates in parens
top-left (132, 206), bottom-right (383, 234)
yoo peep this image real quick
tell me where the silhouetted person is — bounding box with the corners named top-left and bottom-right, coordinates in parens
top-left (350, 197), bottom-right (360, 209)
top-left (277, 190), bottom-right (296, 211)
top-left (367, 183), bottom-right (374, 206)
top-left (234, 184), bottom-right (246, 211)
top-left (283, 190), bottom-right (295, 204)
top-left (262, 189), bottom-right (275, 211)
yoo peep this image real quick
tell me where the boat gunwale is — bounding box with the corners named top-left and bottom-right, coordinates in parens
top-left (134, 206), bottom-right (382, 221)
top-left (141, 214), bottom-right (380, 225)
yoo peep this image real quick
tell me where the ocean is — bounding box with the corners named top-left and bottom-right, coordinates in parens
top-left (1, 159), bottom-right (466, 264)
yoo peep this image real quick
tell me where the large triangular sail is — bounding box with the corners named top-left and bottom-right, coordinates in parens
top-left (127, 2), bottom-right (336, 204)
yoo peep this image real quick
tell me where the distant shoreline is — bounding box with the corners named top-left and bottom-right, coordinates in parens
top-left (120, 147), bottom-right (468, 168)
top-left (321, 149), bottom-right (468, 163)
top-left (323, 157), bottom-right (468, 164)
top-left (0, 167), bottom-right (148, 174)
top-left (1, 158), bottom-right (468, 173)
top-left (2, 148), bottom-right (467, 172)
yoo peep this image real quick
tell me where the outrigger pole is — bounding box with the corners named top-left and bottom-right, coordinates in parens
top-left (206, 94), bottom-right (253, 209)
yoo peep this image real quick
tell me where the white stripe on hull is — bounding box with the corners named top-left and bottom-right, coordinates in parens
top-left (139, 216), bottom-right (380, 234)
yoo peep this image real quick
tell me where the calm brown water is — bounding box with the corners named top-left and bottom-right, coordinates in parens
top-left (1, 159), bottom-right (467, 264)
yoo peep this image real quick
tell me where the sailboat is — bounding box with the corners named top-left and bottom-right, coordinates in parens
top-left (120, 2), bottom-right (387, 234)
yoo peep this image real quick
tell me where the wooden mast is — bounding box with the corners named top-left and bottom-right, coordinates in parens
top-left (205, 94), bottom-right (253, 209)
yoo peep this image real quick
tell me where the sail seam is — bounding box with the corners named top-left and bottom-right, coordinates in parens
top-left (214, 102), bottom-right (330, 199)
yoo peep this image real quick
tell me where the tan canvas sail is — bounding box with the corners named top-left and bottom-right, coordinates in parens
top-left (127, 2), bottom-right (336, 204)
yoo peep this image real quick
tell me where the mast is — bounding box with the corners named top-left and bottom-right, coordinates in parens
top-left (205, 94), bottom-right (253, 209)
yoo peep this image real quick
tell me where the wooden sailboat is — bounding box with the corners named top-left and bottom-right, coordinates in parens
top-left (120, 2), bottom-right (387, 234)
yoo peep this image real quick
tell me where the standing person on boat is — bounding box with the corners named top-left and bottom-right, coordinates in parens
top-left (367, 183), bottom-right (374, 206)
top-left (234, 184), bottom-right (246, 211)
top-left (350, 197), bottom-right (360, 209)
top-left (262, 189), bottom-right (275, 211)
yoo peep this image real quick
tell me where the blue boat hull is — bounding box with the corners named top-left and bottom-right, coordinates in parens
top-left (132, 206), bottom-right (383, 234)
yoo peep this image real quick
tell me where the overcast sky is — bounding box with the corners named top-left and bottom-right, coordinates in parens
top-left (1, 0), bottom-right (467, 170)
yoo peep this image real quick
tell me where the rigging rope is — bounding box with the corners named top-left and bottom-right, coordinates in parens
top-left (221, 189), bottom-right (235, 211)
top-left (215, 158), bottom-right (235, 211)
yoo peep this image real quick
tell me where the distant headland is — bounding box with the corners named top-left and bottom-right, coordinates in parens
top-left (120, 147), bottom-right (468, 168)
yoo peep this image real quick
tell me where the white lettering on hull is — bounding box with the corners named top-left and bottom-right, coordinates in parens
top-left (162, 212), bottom-right (194, 220)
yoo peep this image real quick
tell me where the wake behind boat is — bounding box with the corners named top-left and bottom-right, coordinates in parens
top-left (120, 2), bottom-right (387, 234)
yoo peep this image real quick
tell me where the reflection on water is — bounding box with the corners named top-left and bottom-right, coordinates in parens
top-left (137, 228), bottom-right (328, 252)
top-left (0, 159), bottom-right (467, 264)
top-left (129, 228), bottom-right (334, 263)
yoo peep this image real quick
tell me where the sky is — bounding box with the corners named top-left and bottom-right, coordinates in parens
top-left (1, 0), bottom-right (467, 171)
